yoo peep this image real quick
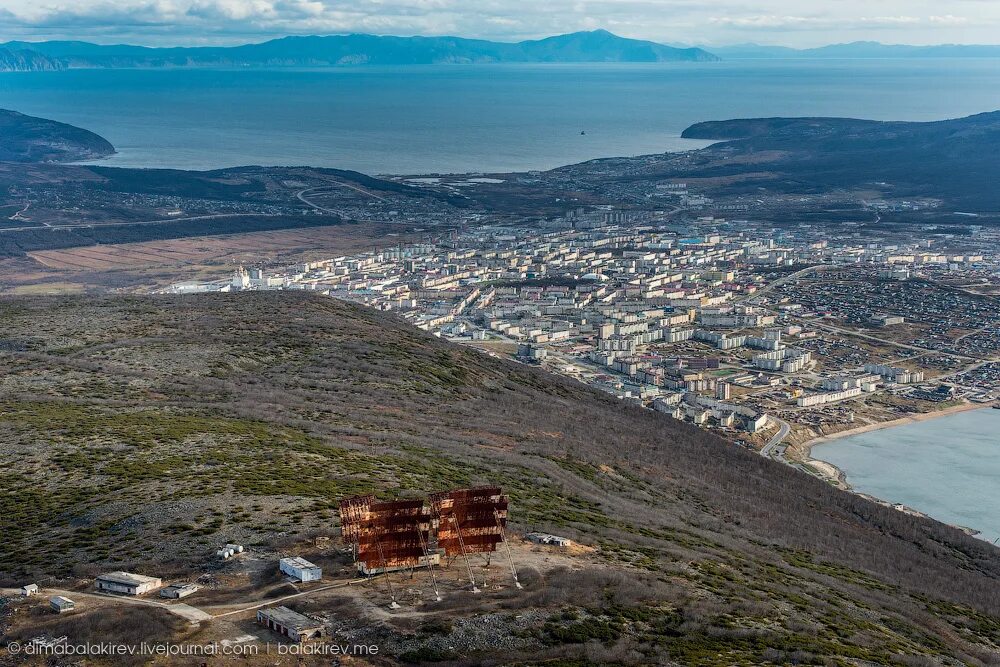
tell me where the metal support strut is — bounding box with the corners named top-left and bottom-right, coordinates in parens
top-left (451, 514), bottom-right (480, 593)
top-left (374, 534), bottom-right (400, 609)
top-left (495, 508), bottom-right (521, 589)
top-left (417, 525), bottom-right (442, 601)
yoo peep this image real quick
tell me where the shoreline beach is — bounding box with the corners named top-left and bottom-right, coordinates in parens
top-left (800, 400), bottom-right (990, 471)
top-left (793, 401), bottom-right (998, 535)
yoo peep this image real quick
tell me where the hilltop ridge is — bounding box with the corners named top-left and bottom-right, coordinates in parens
top-left (677, 111), bottom-right (1000, 208)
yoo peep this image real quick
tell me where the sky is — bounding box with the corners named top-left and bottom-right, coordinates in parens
top-left (0, 0), bottom-right (997, 48)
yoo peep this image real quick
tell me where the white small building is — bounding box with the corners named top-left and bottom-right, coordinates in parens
top-left (279, 557), bottom-right (322, 583)
top-left (20, 583), bottom-right (39, 597)
top-left (95, 572), bottom-right (162, 596)
top-left (50, 596), bottom-right (75, 614)
top-left (160, 583), bottom-right (200, 599)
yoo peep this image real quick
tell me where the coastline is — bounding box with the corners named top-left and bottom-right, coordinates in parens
top-left (793, 401), bottom-right (997, 535)
top-left (800, 400), bottom-right (990, 472)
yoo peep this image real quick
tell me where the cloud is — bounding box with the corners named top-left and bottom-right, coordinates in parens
top-left (929, 14), bottom-right (969, 25)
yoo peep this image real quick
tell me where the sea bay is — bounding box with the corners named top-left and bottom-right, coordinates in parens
top-left (2, 59), bottom-right (1000, 174)
top-left (812, 408), bottom-right (1000, 543)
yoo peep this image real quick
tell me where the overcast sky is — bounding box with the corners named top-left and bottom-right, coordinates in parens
top-left (1, 0), bottom-right (997, 47)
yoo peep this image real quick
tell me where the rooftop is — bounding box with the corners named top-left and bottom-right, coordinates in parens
top-left (258, 606), bottom-right (322, 632)
top-left (96, 571), bottom-right (160, 586)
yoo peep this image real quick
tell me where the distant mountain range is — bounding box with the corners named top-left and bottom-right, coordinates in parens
top-left (3, 34), bottom-right (1000, 71)
top-left (704, 41), bottom-right (1000, 59)
top-left (0, 31), bottom-right (717, 70)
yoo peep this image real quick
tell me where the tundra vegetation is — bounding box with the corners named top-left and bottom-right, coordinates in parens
top-left (0, 292), bottom-right (999, 666)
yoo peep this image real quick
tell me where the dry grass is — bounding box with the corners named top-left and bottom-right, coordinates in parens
top-left (0, 292), bottom-right (998, 665)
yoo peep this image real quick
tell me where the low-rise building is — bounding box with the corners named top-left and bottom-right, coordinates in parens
top-left (160, 583), bottom-right (200, 599)
top-left (50, 596), bottom-right (75, 613)
top-left (96, 572), bottom-right (162, 596)
top-left (797, 387), bottom-right (863, 407)
top-left (257, 606), bottom-right (324, 642)
top-left (279, 557), bottom-right (322, 583)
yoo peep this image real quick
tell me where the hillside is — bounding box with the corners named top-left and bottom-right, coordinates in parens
top-left (0, 109), bottom-right (114, 162)
top-left (0, 31), bottom-right (717, 67)
top-left (0, 47), bottom-right (63, 72)
top-left (680, 112), bottom-right (1000, 209)
top-left (1, 292), bottom-right (999, 665)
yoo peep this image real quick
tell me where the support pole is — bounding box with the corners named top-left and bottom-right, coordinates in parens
top-left (417, 527), bottom-right (442, 602)
top-left (374, 535), bottom-right (400, 609)
top-left (495, 509), bottom-right (521, 589)
top-left (451, 514), bottom-right (480, 593)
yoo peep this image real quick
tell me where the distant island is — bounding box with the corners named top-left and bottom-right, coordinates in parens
top-left (0, 109), bottom-right (114, 162)
top-left (0, 30), bottom-right (717, 70)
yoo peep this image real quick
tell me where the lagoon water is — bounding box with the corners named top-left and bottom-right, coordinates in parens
top-left (812, 409), bottom-right (1000, 543)
top-left (2, 59), bottom-right (1000, 174)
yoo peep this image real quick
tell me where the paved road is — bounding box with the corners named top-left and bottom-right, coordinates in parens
top-left (0, 587), bottom-right (212, 623)
top-left (802, 318), bottom-right (973, 360)
top-left (296, 187), bottom-right (346, 215)
top-left (208, 578), bottom-right (366, 619)
top-left (760, 416), bottom-right (790, 459)
top-left (1, 580), bottom-right (367, 623)
top-left (744, 264), bottom-right (831, 301)
top-left (0, 212), bottom-right (274, 233)
top-left (317, 179), bottom-right (389, 202)
top-left (295, 186), bottom-right (421, 227)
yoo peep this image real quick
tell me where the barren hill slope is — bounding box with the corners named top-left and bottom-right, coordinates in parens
top-left (679, 112), bottom-right (1000, 209)
top-left (1, 292), bottom-right (999, 665)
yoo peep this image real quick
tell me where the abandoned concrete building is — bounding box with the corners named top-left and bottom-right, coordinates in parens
top-left (257, 606), bottom-right (324, 642)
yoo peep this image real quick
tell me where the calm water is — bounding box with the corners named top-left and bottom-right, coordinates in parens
top-left (1, 60), bottom-right (1000, 174)
top-left (813, 409), bottom-right (1000, 543)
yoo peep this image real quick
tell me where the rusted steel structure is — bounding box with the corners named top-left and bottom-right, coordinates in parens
top-left (429, 486), bottom-right (509, 555)
top-left (338, 487), bottom-right (516, 598)
top-left (338, 494), bottom-right (376, 547)
top-left (355, 499), bottom-right (432, 571)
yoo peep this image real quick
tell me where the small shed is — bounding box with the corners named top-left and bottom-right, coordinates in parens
top-left (20, 583), bottom-right (39, 597)
top-left (159, 583), bottom-right (200, 599)
top-left (50, 596), bottom-right (75, 614)
top-left (279, 557), bottom-right (322, 583)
